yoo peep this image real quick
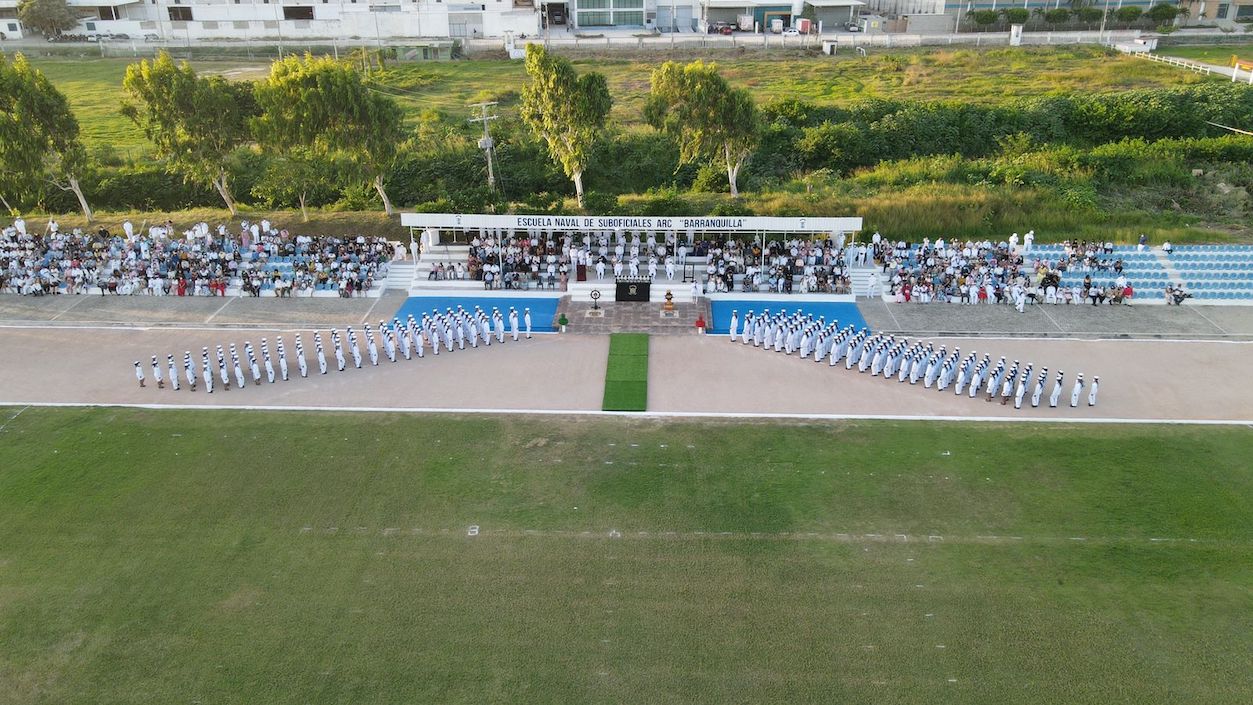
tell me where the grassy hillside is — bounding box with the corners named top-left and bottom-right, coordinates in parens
top-left (28, 46), bottom-right (1211, 154)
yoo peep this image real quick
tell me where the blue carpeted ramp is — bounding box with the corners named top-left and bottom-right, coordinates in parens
top-left (707, 301), bottom-right (867, 335)
top-left (392, 296), bottom-right (561, 333)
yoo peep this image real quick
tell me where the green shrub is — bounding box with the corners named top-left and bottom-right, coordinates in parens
top-left (1003, 8), bottom-right (1030, 24)
top-left (972, 10), bottom-right (1000, 26)
top-left (1115, 6), bottom-right (1143, 23)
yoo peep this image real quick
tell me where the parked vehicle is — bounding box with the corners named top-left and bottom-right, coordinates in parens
top-left (845, 21), bottom-right (861, 32)
top-left (47, 33), bottom-right (90, 42)
top-left (143, 33), bottom-right (162, 42)
top-left (782, 27), bottom-right (800, 36)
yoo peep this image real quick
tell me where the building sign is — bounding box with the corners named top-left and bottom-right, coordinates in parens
top-left (401, 212), bottom-right (862, 233)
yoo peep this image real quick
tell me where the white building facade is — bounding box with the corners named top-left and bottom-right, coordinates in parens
top-left (1, 0), bottom-right (26, 38)
top-left (0, 0), bottom-right (867, 38)
top-left (23, 0), bottom-right (544, 41)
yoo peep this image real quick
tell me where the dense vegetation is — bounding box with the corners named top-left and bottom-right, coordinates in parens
top-left (11, 48), bottom-right (1253, 241)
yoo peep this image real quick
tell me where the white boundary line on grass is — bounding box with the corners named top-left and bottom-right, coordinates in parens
top-left (2, 401), bottom-right (1250, 426)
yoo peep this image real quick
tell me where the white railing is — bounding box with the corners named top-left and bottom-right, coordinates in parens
top-left (1133, 51), bottom-right (1214, 75)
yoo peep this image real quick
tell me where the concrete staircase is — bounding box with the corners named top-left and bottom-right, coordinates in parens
top-left (382, 260), bottom-right (416, 291)
top-left (1152, 247), bottom-right (1184, 286)
top-left (410, 244), bottom-right (474, 293)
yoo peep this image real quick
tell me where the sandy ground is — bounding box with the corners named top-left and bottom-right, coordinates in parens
top-left (1, 325), bottom-right (1251, 422)
top-left (0, 327), bottom-right (608, 412)
top-left (0, 291), bottom-right (409, 327)
top-left (648, 335), bottom-right (1253, 422)
top-left (858, 299), bottom-right (1253, 339)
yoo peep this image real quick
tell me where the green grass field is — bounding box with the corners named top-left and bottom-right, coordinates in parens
top-left (1157, 43), bottom-right (1253, 66)
top-left (0, 407), bottom-right (1249, 704)
top-left (602, 333), bottom-right (649, 411)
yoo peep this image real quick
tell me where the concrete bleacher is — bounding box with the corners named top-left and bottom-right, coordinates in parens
top-left (1166, 245), bottom-right (1253, 301)
top-left (881, 241), bottom-right (1253, 305)
top-left (1028, 244), bottom-right (1171, 296)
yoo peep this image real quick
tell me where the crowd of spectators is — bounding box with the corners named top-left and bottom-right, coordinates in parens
top-left (693, 236), bottom-right (853, 294)
top-left (1, 217), bottom-right (393, 298)
top-left (453, 230), bottom-right (854, 294)
top-left (877, 232), bottom-right (1140, 306)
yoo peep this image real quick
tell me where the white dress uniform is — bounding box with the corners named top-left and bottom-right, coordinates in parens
top-left (168, 355), bottom-right (180, 391)
top-left (924, 347), bottom-right (945, 387)
top-left (380, 321), bottom-right (396, 362)
top-left (728, 312), bottom-right (738, 342)
top-left (494, 312), bottom-right (505, 343)
top-left (200, 349), bottom-right (213, 393)
top-left (217, 346), bottom-right (231, 390)
top-left (985, 359), bottom-right (1006, 400)
top-left (331, 332), bottom-right (346, 371)
top-left (1014, 365), bottom-right (1031, 409)
top-left (151, 355), bottom-right (164, 389)
top-left (425, 319), bottom-right (439, 355)
top-left (231, 352), bottom-right (247, 389)
top-left (999, 363), bottom-right (1019, 404)
top-left (509, 309), bottom-right (520, 341)
top-left (968, 358), bottom-right (990, 399)
top-left (1070, 374), bottom-right (1085, 408)
top-left (364, 325), bottom-right (379, 365)
top-left (392, 320), bottom-right (410, 360)
top-left (293, 335), bottom-right (308, 378)
top-left (347, 328), bottom-right (363, 368)
top-left (524, 309), bottom-right (533, 339)
top-left (1031, 369), bottom-right (1048, 408)
top-left (134, 361), bottom-right (146, 388)
top-left (909, 346), bottom-right (929, 384)
top-left (954, 355), bottom-right (972, 395)
top-left (1087, 376), bottom-right (1099, 406)
top-left (896, 347), bottom-right (914, 382)
top-left (261, 349), bottom-right (276, 384)
top-left (245, 344), bottom-right (262, 385)
top-left (1049, 372), bottom-right (1065, 408)
top-left (312, 333), bottom-right (327, 375)
top-left (185, 352), bottom-right (198, 391)
top-left (409, 320), bottom-right (424, 358)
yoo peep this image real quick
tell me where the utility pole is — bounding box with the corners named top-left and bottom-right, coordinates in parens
top-left (468, 101), bottom-right (499, 191)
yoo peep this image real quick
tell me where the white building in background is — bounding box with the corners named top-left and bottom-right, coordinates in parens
top-left (38, 0), bottom-right (543, 41)
top-left (0, 0), bottom-right (26, 38)
top-left (0, 0), bottom-right (868, 39)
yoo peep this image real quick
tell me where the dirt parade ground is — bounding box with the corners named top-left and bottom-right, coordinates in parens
top-left (1, 321), bottom-right (1250, 422)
